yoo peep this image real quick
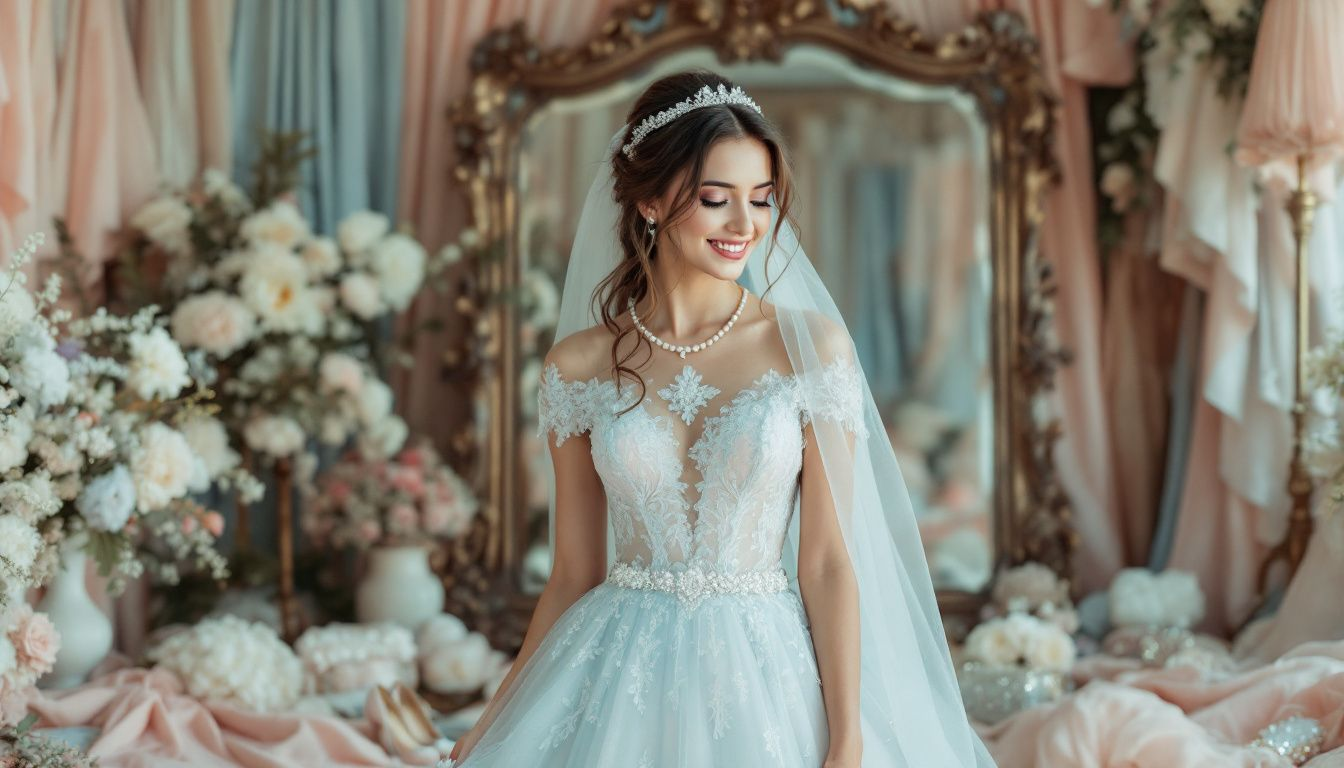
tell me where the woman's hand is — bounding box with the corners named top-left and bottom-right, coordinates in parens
top-left (446, 720), bottom-right (487, 764)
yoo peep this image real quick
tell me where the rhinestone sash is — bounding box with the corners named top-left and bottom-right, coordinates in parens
top-left (606, 562), bottom-right (789, 609)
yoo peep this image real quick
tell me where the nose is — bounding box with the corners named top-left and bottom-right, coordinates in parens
top-left (726, 200), bottom-right (753, 238)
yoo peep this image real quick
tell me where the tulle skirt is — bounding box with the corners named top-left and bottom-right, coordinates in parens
top-left (455, 581), bottom-right (829, 767)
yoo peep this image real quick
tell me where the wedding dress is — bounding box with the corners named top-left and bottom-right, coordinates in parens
top-left (457, 351), bottom-right (869, 766)
top-left (453, 122), bottom-right (992, 767)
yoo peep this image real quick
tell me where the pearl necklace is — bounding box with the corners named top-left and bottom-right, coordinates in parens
top-left (628, 287), bottom-right (748, 359)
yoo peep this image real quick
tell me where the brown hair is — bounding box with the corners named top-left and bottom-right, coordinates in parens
top-left (593, 69), bottom-right (799, 407)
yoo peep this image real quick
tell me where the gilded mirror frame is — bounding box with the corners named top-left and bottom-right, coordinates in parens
top-left (444, 0), bottom-right (1071, 650)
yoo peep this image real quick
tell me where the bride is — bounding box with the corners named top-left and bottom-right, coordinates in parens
top-left (446, 70), bottom-right (993, 767)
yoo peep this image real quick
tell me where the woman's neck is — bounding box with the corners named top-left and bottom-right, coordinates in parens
top-left (639, 255), bottom-right (741, 340)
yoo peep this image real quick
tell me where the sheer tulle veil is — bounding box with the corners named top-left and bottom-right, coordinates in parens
top-left (543, 124), bottom-right (994, 765)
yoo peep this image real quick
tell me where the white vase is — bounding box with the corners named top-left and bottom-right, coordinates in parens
top-left (355, 545), bottom-right (444, 630)
top-left (37, 541), bottom-right (114, 689)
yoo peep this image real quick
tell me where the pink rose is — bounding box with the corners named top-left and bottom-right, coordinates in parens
top-left (203, 511), bottom-right (225, 537)
top-left (429, 480), bottom-right (457, 504)
top-left (14, 611), bottom-right (59, 673)
top-left (388, 466), bottom-right (426, 498)
top-left (181, 516), bottom-right (198, 535)
top-left (327, 479), bottom-right (352, 504)
top-left (0, 688), bottom-right (28, 728)
top-left (397, 447), bottom-right (425, 468)
top-left (388, 504), bottom-right (418, 530)
top-left (359, 519), bottom-right (382, 544)
top-left (423, 503), bottom-right (467, 537)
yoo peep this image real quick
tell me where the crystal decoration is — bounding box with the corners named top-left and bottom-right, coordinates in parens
top-left (622, 84), bottom-right (763, 159)
top-left (658, 366), bottom-right (720, 425)
top-left (956, 662), bottom-right (1072, 725)
top-left (607, 562), bottom-right (789, 609)
top-left (1249, 716), bottom-right (1325, 765)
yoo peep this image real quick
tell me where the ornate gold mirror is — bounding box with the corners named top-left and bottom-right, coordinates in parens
top-left (446, 0), bottom-right (1068, 650)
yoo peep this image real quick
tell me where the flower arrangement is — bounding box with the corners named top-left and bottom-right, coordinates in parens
top-left (147, 614), bottom-right (303, 712)
top-left (0, 605), bottom-right (60, 727)
top-left (985, 562), bottom-right (1079, 635)
top-left (415, 614), bottom-right (510, 695)
top-left (0, 714), bottom-right (95, 768)
top-left (295, 622), bottom-right (417, 694)
top-left (1108, 567), bottom-right (1206, 629)
top-left (2, 234), bottom-right (249, 604)
top-left (963, 612), bottom-right (1078, 672)
top-left (300, 440), bottom-right (478, 551)
top-left (118, 139), bottom-right (452, 468)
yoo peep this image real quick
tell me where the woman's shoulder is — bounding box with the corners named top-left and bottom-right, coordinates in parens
top-left (750, 296), bottom-right (854, 361)
top-left (543, 324), bottom-right (619, 384)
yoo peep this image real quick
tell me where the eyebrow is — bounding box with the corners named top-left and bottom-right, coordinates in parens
top-left (700, 180), bottom-right (774, 190)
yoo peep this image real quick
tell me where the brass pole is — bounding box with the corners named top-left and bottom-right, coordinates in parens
top-left (1258, 153), bottom-right (1319, 593)
top-left (276, 457), bottom-right (300, 643)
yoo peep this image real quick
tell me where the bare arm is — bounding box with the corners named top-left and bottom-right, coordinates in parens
top-left (450, 412), bottom-right (608, 759)
top-left (796, 422), bottom-right (862, 765)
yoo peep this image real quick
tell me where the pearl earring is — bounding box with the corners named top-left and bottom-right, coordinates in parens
top-left (646, 216), bottom-right (656, 237)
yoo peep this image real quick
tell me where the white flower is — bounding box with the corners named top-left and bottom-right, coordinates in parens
top-left (419, 631), bottom-right (494, 693)
top-left (0, 636), bottom-right (16, 679)
top-left (300, 237), bottom-right (342, 280)
top-left (130, 423), bottom-right (196, 512)
top-left (993, 562), bottom-right (1069, 612)
top-left (1107, 101), bottom-right (1137, 134)
top-left (416, 614), bottom-right (469, 653)
top-left (240, 200), bottom-right (310, 249)
top-left (0, 415), bottom-right (32, 473)
top-left (0, 475), bottom-right (60, 524)
top-left (130, 195), bottom-right (193, 254)
top-left (1100, 163), bottom-right (1138, 213)
top-left (178, 414), bottom-right (239, 480)
top-left (337, 211), bottom-right (389, 253)
top-left (148, 615), bottom-right (303, 712)
top-left (965, 619), bottom-right (1020, 667)
top-left (1109, 568), bottom-right (1204, 628)
top-left (296, 623), bottom-right (416, 674)
top-left (319, 353), bottom-right (365, 396)
top-left (357, 379), bottom-right (393, 426)
top-left (1202, 0), bottom-right (1248, 27)
top-left (238, 247), bottom-right (322, 334)
top-left (457, 228), bottom-right (480, 249)
top-left (371, 234), bottom-right (425, 311)
top-left (522, 268), bottom-right (559, 329)
top-left (338, 272), bottom-right (385, 320)
top-left (76, 465), bottom-right (137, 532)
top-left (243, 414), bottom-right (306, 458)
top-left (318, 414), bottom-right (352, 446)
top-left (358, 415), bottom-right (407, 459)
top-left (1024, 623), bottom-right (1077, 671)
top-left (126, 327), bottom-right (190, 401)
top-left (170, 292), bottom-right (257, 357)
top-left (0, 281), bottom-right (37, 344)
top-left (201, 168), bottom-right (250, 213)
top-left (436, 244), bottom-right (463, 266)
top-left (965, 612), bottom-right (1076, 671)
top-left (0, 516), bottom-right (41, 574)
top-left (8, 327), bottom-right (70, 408)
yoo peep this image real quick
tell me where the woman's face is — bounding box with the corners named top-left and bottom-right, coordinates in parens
top-left (649, 136), bottom-right (775, 283)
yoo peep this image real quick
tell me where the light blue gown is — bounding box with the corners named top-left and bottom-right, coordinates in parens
top-left (456, 357), bottom-right (870, 767)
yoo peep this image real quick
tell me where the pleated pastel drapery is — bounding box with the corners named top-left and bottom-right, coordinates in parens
top-left (229, 0), bottom-right (405, 232)
top-left (0, 0), bottom-right (57, 271)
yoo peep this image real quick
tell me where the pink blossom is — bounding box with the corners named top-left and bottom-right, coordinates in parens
top-left (359, 519), bottom-right (382, 544)
top-left (327, 479), bottom-right (353, 504)
top-left (0, 689), bottom-right (27, 728)
top-left (13, 611), bottom-right (59, 673)
top-left (181, 516), bottom-right (199, 535)
top-left (429, 480), bottom-right (457, 504)
top-left (397, 447), bottom-right (425, 468)
top-left (423, 503), bottom-right (465, 536)
top-left (388, 504), bottom-right (418, 530)
top-left (388, 466), bottom-right (426, 498)
top-left (203, 511), bottom-right (225, 537)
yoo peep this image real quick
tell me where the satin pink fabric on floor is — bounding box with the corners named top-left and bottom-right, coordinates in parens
top-left (24, 668), bottom-right (391, 768)
top-left (983, 641), bottom-right (1344, 767)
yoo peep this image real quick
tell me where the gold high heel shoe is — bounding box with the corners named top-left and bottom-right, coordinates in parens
top-left (365, 685), bottom-right (440, 766)
top-left (392, 682), bottom-right (453, 754)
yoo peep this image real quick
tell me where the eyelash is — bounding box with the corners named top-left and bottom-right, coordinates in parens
top-left (701, 199), bottom-right (772, 209)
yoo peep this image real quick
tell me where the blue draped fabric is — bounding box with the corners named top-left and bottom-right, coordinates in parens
top-left (1149, 285), bottom-right (1203, 569)
top-left (849, 167), bottom-right (908, 409)
top-left (229, 0), bottom-right (405, 231)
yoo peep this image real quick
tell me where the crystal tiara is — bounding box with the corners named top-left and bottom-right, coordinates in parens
top-left (621, 84), bottom-right (763, 160)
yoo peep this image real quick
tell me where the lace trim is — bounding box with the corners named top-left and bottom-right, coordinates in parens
top-left (606, 562), bottom-right (789, 609)
top-left (799, 356), bottom-right (869, 438)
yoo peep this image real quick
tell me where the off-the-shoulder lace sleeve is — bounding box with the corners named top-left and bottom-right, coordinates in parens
top-left (799, 357), bottom-right (869, 439)
top-left (537, 363), bottom-right (594, 446)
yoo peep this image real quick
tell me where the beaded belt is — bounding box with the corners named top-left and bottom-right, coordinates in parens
top-left (606, 562), bottom-right (789, 609)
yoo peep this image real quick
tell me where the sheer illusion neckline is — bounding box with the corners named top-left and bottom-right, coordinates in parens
top-left (542, 362), bottom-right (803, 542)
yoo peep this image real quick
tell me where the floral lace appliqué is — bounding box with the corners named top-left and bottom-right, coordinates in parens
top-left (657, 365), bottom-right (720, 425)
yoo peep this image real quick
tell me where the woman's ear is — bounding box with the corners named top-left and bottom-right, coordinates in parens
top-left (637, 202), bottom-right (659, 222)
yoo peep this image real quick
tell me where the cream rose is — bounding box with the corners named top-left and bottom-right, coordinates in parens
top-left (170, 291), bottom-right (257, 357)
top-left (337, 210), bottom-right (389, 253)
top-left (339, 272), bottom-right (385, 320)
top-left (130, 195), bottom-right (193, 254)
top-left (131, 423), bottom-right (196, 512)
top-left (241, 200), bottom-right (310, 249)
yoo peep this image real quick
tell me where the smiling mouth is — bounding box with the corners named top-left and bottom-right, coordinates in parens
top-left (708, 239), bottom-right (751, 259)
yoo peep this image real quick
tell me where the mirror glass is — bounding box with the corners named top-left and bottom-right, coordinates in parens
top-left (513, 45), bottom-right (993, 595)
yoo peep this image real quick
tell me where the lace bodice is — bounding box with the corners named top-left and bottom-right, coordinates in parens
top-left (538, 357), bottom-right (867, 573)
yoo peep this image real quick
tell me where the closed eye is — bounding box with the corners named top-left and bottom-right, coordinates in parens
top-left (701, 199), bottom-right (773, 208)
